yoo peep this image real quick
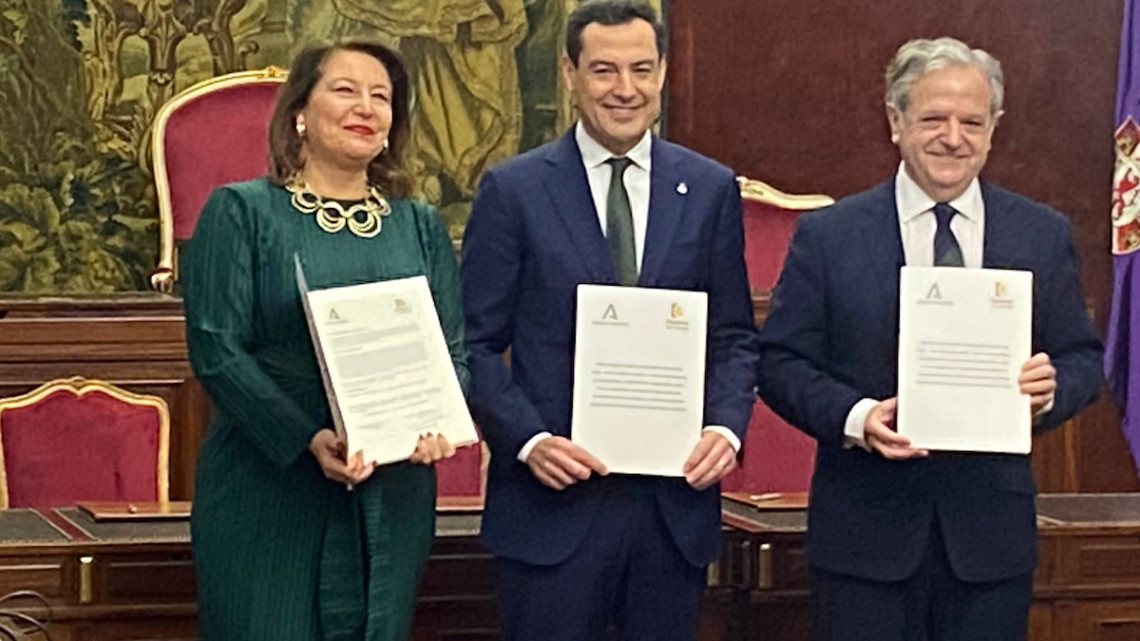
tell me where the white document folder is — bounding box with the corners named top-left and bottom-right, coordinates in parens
top-left (296, 257), bottom-right (477, 466)
top-left (897, 266), bottom-right (1033, 454)
top-left (571, 285), bottom-right (708, 476)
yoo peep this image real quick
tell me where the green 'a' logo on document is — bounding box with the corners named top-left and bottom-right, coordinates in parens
top-left (925, 283), bottom-right (942, 300)
top-left (602, 304), bottom-right (619, 321)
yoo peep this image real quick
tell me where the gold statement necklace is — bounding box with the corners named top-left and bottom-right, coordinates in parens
top-left (286, 177), bottom-right (391, 238)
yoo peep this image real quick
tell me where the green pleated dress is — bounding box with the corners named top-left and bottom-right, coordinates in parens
top-left (181, 177), bottom-right (468, 641)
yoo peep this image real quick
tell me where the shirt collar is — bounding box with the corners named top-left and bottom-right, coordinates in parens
top-left (895, 162), bottom-right (982, 223)
top-left (576, 121), bottom-right (652, 170)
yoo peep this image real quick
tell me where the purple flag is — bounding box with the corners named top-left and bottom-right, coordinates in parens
top-left (1107, 0), bottom-right (1140, 478)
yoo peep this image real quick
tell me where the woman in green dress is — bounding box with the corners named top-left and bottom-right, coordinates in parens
top-left (182, 42), bottom-right (467, 641)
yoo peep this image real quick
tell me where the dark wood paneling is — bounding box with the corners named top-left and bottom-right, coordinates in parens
top-left (1076, 400), bottom-right (1139, 492)
top-left (103, 557), bottom-right (198, 602)
top-left (725, 495), bottom-right (1140, 641)
top-left (1055, 599), bottom-right (1140, 641)
top-left (668, 0), bottom-right (1138, 492)
top-left (1028, 603), bottom-right (1055, 641)
top-left (0, 558), bottom-right (66, 600)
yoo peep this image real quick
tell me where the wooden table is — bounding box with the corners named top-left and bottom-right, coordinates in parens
top-left (6, 494), bottom-right (1137, 641)
top-left (718, 493), bottom-right (1140, 641)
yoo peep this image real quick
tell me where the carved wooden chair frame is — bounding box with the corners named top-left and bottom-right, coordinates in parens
top-left (0, 377), bottom-right (171, 509)
top-left (737, 175), bottom-right (835, 210)
top-left (149, 66), bottom-right (288, 292)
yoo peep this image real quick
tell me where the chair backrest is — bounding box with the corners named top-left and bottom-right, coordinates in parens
top-left (435, 442), bottom-right (488, 505)
top-left (0, 378), bottom-right (170, 509)
top-left (739, 176), bottom-right (835, 290)
top-left (150, 67), bottom-right (287, 291)
top-left (721, 177), bottom-right (834, 494)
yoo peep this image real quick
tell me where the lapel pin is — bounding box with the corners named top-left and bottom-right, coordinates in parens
top-left (677, 182), bottom-right (688, 195)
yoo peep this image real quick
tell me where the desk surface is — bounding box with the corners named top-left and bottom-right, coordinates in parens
top-left (6, 493), bottom-right (1139, 547)
top-left (0, 509), bottom-right (71, 544)
top-left (0, 507), bottom-right (484, 548)
top-left (1035, 492), bottom-right (1140, 527)
top-left (718, 493), bottom-right (1140, 534)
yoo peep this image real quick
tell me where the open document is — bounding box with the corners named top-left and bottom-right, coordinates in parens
top-left (571, 285), bottom-right (707, 476)
top-left (897, 266), bottom-right (1033, 454)
top-left (296, 257), bottom-right (477, 466)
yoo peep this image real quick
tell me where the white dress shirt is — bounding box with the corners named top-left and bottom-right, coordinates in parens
top-left (843, 163), bottom-right (985, 450)
top-left (517, 123), bottom-right (740, 462)
top-left (578, 121), bottom-right (652, 270)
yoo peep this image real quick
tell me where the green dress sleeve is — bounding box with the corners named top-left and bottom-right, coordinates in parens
top-left (182, 186), bottom-right (324, 466)
top-left (414, 203), bottom-right (470, 394)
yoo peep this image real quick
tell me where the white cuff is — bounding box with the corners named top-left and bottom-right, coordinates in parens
top-left (843, 398), bottom-right (879, 452)
top-left (703, 425), bottom-right (741, 452)
top-left (1034, 396), bottom-right (1055, 417)
top-left (518, 432), bottom-right (552, 462)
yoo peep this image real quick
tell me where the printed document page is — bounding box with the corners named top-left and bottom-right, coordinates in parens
top-left (572, 285), bottom-right (707, 476)
top-left (897, 266), bottom-right (1032, 454)
top-left (297, 259), bottom-right (476, 465)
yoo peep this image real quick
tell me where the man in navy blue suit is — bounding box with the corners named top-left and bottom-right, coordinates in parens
top-left (756, 37), bottom-right (1103, 641)
top-left (461, 1), bottom-right (758, 639)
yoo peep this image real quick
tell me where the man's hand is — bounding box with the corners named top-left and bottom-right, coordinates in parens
top-left (526, 436), bottom-right (608, 490)
top-left (309, 428), bottom-right (376, 487)
top-left (1019, 352), bottom-right (1056, 415)
top-left (864, 398), bottom-right (929, 460)
top-left (683, 431), bottom-right (738, 490)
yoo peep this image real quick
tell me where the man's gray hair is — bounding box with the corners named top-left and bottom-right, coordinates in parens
top-left (885, 37), bottom-right (1004, 116)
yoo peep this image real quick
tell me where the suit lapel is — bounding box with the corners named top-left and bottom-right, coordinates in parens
top-left (639, 138), bottom-right (685, 286)
top-left (857, 179), bottom-right (906, 312)
top-left (980, 183), bottom-right (1017, 269)
top-left (542, 130), bottom-right (616, 282)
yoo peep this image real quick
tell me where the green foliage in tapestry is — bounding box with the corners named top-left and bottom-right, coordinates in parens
top-left (0, 0), bottom-right (154, 293)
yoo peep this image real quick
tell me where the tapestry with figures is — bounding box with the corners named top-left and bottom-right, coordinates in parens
top-left (0, 0), bottom-right (663, 294)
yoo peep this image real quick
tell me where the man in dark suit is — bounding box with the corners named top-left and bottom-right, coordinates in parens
top-left (461, 2), bottom-right (758, 639)
top-left (755, 37), bottom-right (1103, 641)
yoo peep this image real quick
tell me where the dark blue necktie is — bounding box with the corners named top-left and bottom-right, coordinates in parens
top-left (933, 202), bottom-right (964, 267)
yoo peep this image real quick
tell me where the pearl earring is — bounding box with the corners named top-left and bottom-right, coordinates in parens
top-left (296, 122), bottom-right (306, 137)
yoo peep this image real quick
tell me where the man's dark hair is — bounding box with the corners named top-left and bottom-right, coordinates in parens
top-left (565, 0), bottom-right (666, 66)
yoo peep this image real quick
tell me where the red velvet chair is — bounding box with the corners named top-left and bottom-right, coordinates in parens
top-left (721, 177), bottom-right (834, 494)
top-left (150, 66), bottom-right (288, 293)
top-left (0, 377), bottom-right (170, 509)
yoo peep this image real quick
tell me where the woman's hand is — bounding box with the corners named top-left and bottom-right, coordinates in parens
top-left (309, 429), bottom-right (375, 487)
top-left (409, 433), bottom-right (456, 465)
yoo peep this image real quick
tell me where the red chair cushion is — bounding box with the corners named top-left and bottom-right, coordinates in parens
top-left (161, 82), bottom-right (280, 241)
top-left (435, 443), bottom-right (483, 497)
top-left (742, 197), bottom-right (804, 290)
top-left (721, 399), bottom-right (816, 493)
top-left (2, 389), bottom-right (161, 507)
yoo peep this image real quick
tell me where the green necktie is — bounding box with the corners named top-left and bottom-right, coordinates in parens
top-left (605, 157), bottom-right (638, 286)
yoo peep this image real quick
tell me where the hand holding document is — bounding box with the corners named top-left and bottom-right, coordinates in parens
top-left (897, 267), bottom-right (1033, 454)
top-left (296, 258), bottom-right (477, 466)
top-left (571, 285), bottom-right (707, 476)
